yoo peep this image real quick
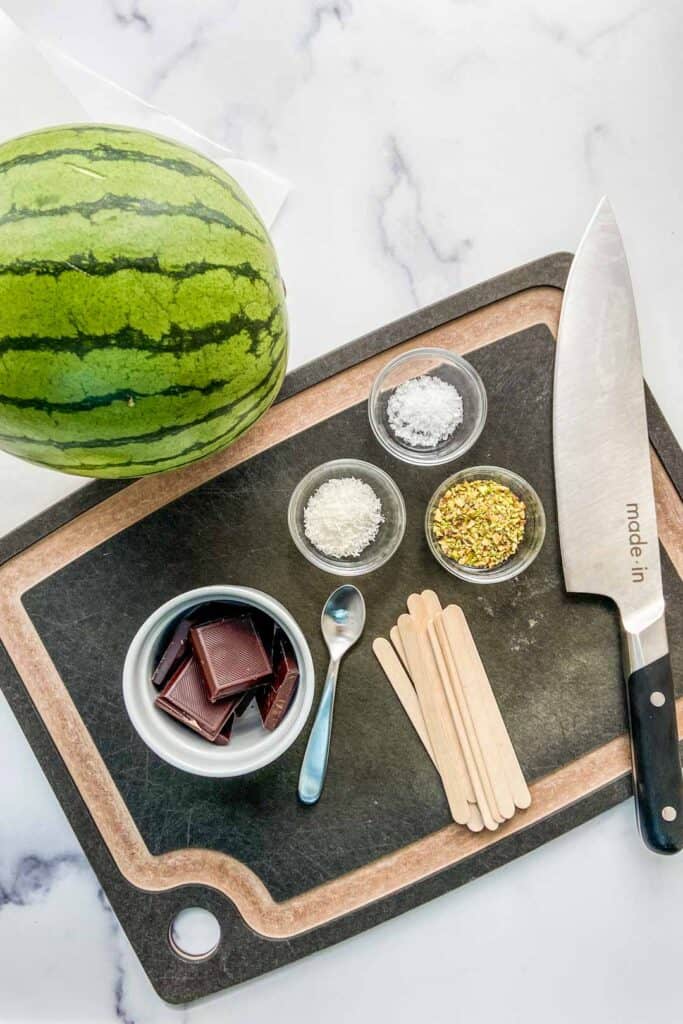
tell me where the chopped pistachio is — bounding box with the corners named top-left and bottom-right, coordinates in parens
top-left (431, 478), bottom-right (526, 568)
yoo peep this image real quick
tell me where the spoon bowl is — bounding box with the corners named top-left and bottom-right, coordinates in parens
top-left (321, 584), bottom-right (366, 659)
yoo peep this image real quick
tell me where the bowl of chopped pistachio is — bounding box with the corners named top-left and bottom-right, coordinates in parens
top-left (425, 466), bottom-right (546, 583)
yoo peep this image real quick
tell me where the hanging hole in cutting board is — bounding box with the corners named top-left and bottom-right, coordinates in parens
top-left (168, 907), bottom-right (221, 962)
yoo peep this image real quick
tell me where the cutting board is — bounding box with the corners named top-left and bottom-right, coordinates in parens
top-left (1, 253), bottom-right (681, 1004)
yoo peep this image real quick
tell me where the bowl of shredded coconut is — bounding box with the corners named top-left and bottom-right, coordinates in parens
top-left (368, 347), bottom-right (487, 466)
top-left (288, 459), bottom-right (406, 575)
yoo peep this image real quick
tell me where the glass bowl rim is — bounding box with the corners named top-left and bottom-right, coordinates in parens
top-left (424, 464), bottom-right (546, 583)
top-left (368, 346), bottom-right (488, 467)
top-left (287, 457), bottom-right (407, 576)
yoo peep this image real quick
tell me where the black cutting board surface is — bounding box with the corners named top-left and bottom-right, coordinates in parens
top-left (1, 254), bottom-right (681, 1004)
top-left (23, 325), bottom-right (682, 904)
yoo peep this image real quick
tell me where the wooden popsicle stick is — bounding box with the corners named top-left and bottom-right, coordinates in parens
top-left (433, 615), bottom-right (504, 824)
top-left (407, 593), bottom-right (476, 806)
top-left (389, 626), bottom-right (409, 672)
top-left (372, 638), bottom-right (436, 766)
top-left (420, 589), bottom-right (443, 622)
top-left (465, 800), bottom-right (484, 832)
top-left (421, 590), bottom-right (485, 832)
top-left (427, 621), bottom-right (498, 832)
top-left (407, 591), bottom-right (430, 627)
top-left (389, 620), bottom-right (483, 831)
top-left (441, 606), bottom-right (516, 819)
top-left (443, 605), bottom-right (531, 811)
top-left (397, 614), bottom-right (471, 825)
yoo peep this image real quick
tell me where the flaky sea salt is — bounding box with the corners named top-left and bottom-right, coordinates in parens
top-left (387, 375), bottom-right (463, 448)
top-left (303, 476), bottom-right (384, 558)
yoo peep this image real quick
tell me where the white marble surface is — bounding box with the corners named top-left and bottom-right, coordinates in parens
top-left (0, 1), bottom-right (681, 1020)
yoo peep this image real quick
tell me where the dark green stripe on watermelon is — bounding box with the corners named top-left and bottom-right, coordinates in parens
top-left (0, 194), bottom-right (262, 239)
top-left (0, 140), bottom-right (262, 230)
top-left (0, 310), bottom-right (282, 358)
top-left (3, 361), bottom-right (285, 475)
top-left (0, 350), bottom-right (285, 451)
top-left (0, 255), bottom-right (270, 284)
top-left (0, 373), bottom-right (265, 414)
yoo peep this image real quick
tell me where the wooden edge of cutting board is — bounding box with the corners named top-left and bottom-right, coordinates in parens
top-left (0, 270), bottom-right (681, 943)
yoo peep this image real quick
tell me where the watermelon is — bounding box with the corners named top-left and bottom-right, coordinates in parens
top-left (0, 124), bottom-right (287, 478)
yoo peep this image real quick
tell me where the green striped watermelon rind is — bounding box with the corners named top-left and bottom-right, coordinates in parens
top-left (0, 123), bottom-right (288, 478)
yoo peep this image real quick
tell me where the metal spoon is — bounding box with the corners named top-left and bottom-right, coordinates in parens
top-left (298, 585), bottom-right (366, 804)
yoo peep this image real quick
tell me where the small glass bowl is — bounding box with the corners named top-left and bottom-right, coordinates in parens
top-left (288, 459), bottom-right (406, 576)
top-left (368, 347), bottom-right (487, 466)
top-left (425, 466), bottom-right (546, 583)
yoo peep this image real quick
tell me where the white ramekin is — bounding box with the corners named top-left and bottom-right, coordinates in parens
top-left (122, 585), bottom-right (314, 778)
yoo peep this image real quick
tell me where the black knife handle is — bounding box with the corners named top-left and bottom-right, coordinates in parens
top-left (626, 654), bottom-right (683, 854)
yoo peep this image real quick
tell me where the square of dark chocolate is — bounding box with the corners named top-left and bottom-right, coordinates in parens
top-left (154, 654), bottom-right (239, 742)
top-left (257, 632), bottom-right (299, 731)
top-left (190, 616), bottom-right (272, 702)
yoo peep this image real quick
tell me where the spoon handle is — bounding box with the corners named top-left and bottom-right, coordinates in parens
top-left (298, 657), bottom-right (340, 804)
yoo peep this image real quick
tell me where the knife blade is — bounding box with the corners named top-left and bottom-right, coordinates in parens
top-left (554, 197), bottom-right (683, 853)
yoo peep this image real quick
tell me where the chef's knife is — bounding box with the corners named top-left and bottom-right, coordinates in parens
top-left (554, 197), bottom-right (683, 853)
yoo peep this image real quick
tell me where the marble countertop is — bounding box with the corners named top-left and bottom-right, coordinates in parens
top-left (0, 1), bottom-right (681, 1021)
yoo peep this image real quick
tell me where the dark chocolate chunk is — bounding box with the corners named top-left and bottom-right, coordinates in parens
top-left (212, 715), bottom-right (235, 746)
top-left (190, 616), bottom-right (272, 702)
top-left (151, 616), bottom-right (192, 688)
top-left (154, 654), bottom-right (238, 742)
top-left (257, 633), bottom-right (299, 731)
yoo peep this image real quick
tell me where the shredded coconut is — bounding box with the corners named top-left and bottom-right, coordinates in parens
top-left (387, 375), bottom-right (463, 448)
top-left (303, 476), bottom-right (384, 558)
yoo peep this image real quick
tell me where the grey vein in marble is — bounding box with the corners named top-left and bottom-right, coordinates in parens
top-left (0, 852), bottom-right (83, 908)
top-left (145, 24), bottom-right (210, 99)
top-left (300, 0), bottom-right (353, 51)
top-left (530, 2), bottom-right (648, 56)
top-left (96, 887), bottom-right (144, 1024)
top-left (376, 136), bottom-right (473, 307)
top-left (110, 0), bottom-right (152, 33)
